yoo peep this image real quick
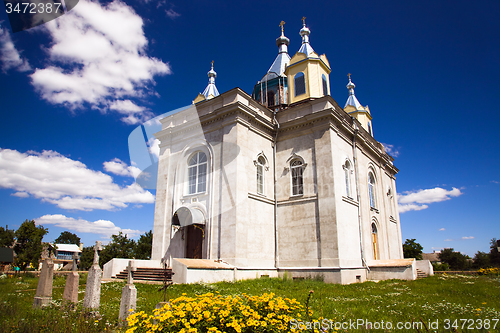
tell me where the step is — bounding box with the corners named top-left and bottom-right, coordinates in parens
top-left (112, 267), bottom-right (174, 282)
top-left (416, 269), bottom-right (427, 278)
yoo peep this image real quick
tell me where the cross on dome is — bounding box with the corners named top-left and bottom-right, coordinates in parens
top-left (202, 61), bottom-right (219, 99)
top-left (345, 74), bottom-right (364, 110)
top-left (298, 16), bottom-right (315, 56)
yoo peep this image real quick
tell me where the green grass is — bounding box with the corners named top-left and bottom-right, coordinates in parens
top-left (0, 273), bottom-right (499, 332)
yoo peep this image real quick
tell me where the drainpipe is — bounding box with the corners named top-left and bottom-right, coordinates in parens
top-left (273, 110), bottom-right (280, 269)
top-left (351, 119), bottom-right (369, 273)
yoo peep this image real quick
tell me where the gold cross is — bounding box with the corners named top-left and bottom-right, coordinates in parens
top-left (348, 73), bottom-right (352, 81)
top-left (302, 16), bottom-right (306, 25)
top-left (211, 60), bottom-right (214, 69)
top-left (279, 21), bottom-right (285, 34)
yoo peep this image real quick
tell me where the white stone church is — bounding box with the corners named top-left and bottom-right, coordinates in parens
top-left (104, 20), bottom-right (432, 284)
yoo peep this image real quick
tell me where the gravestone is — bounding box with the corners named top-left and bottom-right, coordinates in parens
top-left (33, 259), bottom-right (54, 308)
top-left (118, 260), bottom-right (137, 321)
top-left (83, 241), bottom-right (102, 309)
top-left (154, 258), bottom-right (172, 321)
top-left (62, 253), bottom-right (79, 304)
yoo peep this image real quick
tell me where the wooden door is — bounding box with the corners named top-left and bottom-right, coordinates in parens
top-left (371, 224), bottom-right (378, 260)
top-left (186, 224), bottom-right (203, 259)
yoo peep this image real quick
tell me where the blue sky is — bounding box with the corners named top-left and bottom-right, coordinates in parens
top-left (0, 0), bottom-right (498, 257)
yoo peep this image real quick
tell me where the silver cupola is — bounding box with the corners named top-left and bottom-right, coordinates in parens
top-left (202, 61), bottom-right (220, 99)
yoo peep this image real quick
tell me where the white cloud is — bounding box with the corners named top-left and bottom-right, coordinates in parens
top-left (109, 100), bottom-right (147, 114)
top-left (492, 180), bottom-right (500, 184)
top-left (147, 137), bottom-right (160, 158)
top-left (12, 191), bottom-right (29, 198)
top-left (30, 0), bottom-right (170, 124)
top-left (461, 236), bottom-right (474, 240)
top-left (381, 143), bottom-right (399, 157)
top-left (109, 99), bottom-right (154, 124)
top-left (398, 203), bottom-right (428, 213)
top-left (0, 148), bottom-right (154, 211)
top-left (444, 239), bottom-right (453, 242)
top-left (439, 228), bottom-right (445, 231)
top-left (165, 9), bottom-right (180, 19)
top-left (0, 22), bottom-right (31, 72)
top-left (398, 187), bottom-right (462, 213)
top-left (36, 214), bottom-right (141, 238)
top-left (103, 158), bottom-right (141, 178)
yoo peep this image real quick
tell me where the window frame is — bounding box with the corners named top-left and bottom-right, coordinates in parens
top-left (256, 156), bottom-right (266, 195)
top-left (322, 74), bottom-right (328, 96)
top-left (290, 159), bottom-right (304, 196)
top-left (267, 90), bottom-right (275, 107)
top-left (187, 151), bottom-right (208, 195)
top-left (294, 72), bottom-right (306, 97)
top-left (368, 171), bottom-right (377, 208)
top-left (343, 160), bottom-right (352, 198)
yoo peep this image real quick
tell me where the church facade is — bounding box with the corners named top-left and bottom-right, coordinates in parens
top-left (150, 20), bottom-right (409, 284)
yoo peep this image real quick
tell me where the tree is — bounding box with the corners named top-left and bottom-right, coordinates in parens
top-left (0, 226), bottom-right (15, 247)
top-left (99, 232), bottom-right (136, 266)
top-left (438, 248), bottom-right (471, 271)
top-left (14, 220), bottom-right (48, 270)
top-left (403, 238), bottom-right (423, 260)
top-left (473, 251), bottom-right (491, 269)
top-left (79, 246), bottom-right (94, 270)
top-left (133, 230), bottom-right (152, 260)
top-left (54, 231), bottom-right (80, 245)
top-left (489, 238), bottom-right (500, 267)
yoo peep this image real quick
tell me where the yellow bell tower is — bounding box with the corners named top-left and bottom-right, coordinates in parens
top-left (285, 17), bottom-right (331, 105)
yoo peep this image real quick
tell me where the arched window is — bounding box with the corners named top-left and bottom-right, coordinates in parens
top-left (291, 160), bottom-right (304, 196)
top-left (322, 74), bottom-right (328, 96)
top-left (371, 223), bottom-right (379, 260)
top-left (188, 151), bottom-right (207, 194)
top-left (267, 91), bottom-right (275, 107)
top-left (294, 72), bottom-right (305, 96)
top-left (256, 156), bottom-right (266, 195)
top-left (343, 160), bottom-right (352, 198)
top-left (368, 172), bottom-right (376, 208)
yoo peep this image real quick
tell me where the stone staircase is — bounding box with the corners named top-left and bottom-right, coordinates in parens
top-left (416, 268), bottom-right (427, 279)
top-left (113, 267), bottom-right (174, 283)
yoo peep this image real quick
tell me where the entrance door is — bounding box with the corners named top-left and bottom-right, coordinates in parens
top-left (185, 224), bottom-right (203, 259)
top-left (371, 223), bottom-right (378, 260)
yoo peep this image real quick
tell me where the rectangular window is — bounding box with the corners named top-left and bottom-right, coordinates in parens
top-left (257, 164), bottom-right (263, 194)
top-left (198, 164), bottom-right (207, 193)
top-left (188, 166), bottom-right (197, 194)
top-left (295, 72), bottom-right (306, 96)
top-left (292, 166), bottom-right (303, 195)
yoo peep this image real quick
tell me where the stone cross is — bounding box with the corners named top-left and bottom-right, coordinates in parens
top-left (72, 253), bottom-right (79, 272)
top-left (119, 260), bottom-right (137, 321)
top-left (33, 259), bottom-right (54, 308)
top-left (126, 260), bottom-right (136, 285)
top-left (93, 241), bottom-right (102, 265)
top-left (83, 241), bottom-right (103, 309)
top-left (63, 255), bottom-right (79, 304)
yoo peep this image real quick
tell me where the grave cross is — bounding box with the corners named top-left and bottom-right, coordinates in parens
top-left (126, 260), bottom-right (136, 285)
top-left (72, 253), bottom-right (79, 272)
top-left (93, 241), bottom-right (102, 265)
